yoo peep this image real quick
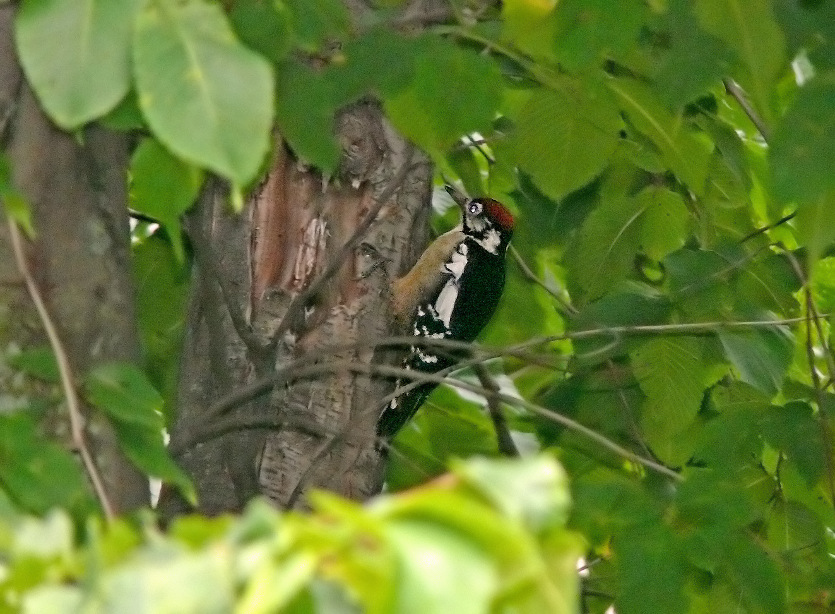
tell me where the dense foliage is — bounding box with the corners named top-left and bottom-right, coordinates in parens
top-left (2, 0), bottom-right (835, 612)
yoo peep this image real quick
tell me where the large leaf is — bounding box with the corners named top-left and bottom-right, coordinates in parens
top-left (229, 0), bottom-right (291, 63)
top-left (635, 186), bottom-right (689, 261)
top-left (513, 85), bottom-right (622, 202)
top-left (112, 421), bottom-right (195, 502)
top-left (770, 73), bottom-right (835, 204)
top-left (630, 337), bottom-right (711, 462)
top-left (552, 0), bottom-right (646, 70)
top-left (718, 327), bottom-right (793, 397)
top-left (0, 415), bottom-right (92, 515)
top-left (648, 0), bottom-right (734, 109)
top-left (129, 138), bottom-right (204, 263)
top-left (284, 0), bottom-right (350, 52)
top-left (15, 0), bottom-right (142, 128)
top-left (85, 363), bottom-right (165, 428)
top-left (384, 39), bottom-right (502, 157)
top-left (133, 0), bottom-right (274, 186)
top-left (386, 521), bottom-right (496, 614)
top-left (501, 0), bottom-right (558, 61)
top-left (568, 194), bottom-right (646, 302)
top-left (274, 60), bottom-right (343, 172)
top-left (608, 78), bottom-right (712, 193)
top-left (694, 0), bottom-right (786, 124)
top-left (614, 525), bottom-right (688, 614)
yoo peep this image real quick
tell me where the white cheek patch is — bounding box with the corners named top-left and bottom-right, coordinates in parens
top-left (476, 229), bottom-right (501, 254)
top-left (468, 215), bottom-right (487, 233)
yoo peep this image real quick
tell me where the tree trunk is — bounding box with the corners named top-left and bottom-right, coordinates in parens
top-left (162, 99), bottom-right (432, 514)
top-left (0, 5), bottom-right (149, 513)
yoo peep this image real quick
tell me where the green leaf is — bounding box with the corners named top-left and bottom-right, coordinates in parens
top-left (717, 327), bottom-right (793, 397)
top-left (284, 0), bottom-right (350, 52)
top-left (608, 78), bottom-right (712, 193)
top-left (0, 153), bottom-right (34, 237)
top-left (129, 138), bottom-right (204, 262)
top-left (386, 520), bottom-right (496, 614)
top-left (445, 148), bottom-right (483, 198)
top-left (795, 191), bottom-right (835, 268)
top-left (274, 60), bottom-right (342, 171)
top-left (568, 194), bottom-right (646, 302)
top-left (112, 421), bottom-right (195, 502)
top-left (513, 85), bottom-right (622, 201)
top-left (99, 90), bottom-right (147, 131)
top-left (648, 0), bottom-right (733, 109)
top-left (812, 257), bottom-right (835, 312)
top-left (614, 525), bottom-right (688, 614)
top-left (84, 363), bottom-right (165, 429)
top-left (766, 498), bottom-right (825, 554)
top-left (339, 29), bottom-right (420, 99)
top-left (0, 416), bottom-right (91, 515)
top-left (501, 0), bottom-right (558, 61)
top-left (6, 346), bottom-right (59, 383)
top-left (694, 0), bottom-right (786, 124)
top-left (229, 0), bottom-right (292, 63)
top-left (770, 72), bottom-right (835, 204)
top-left (99, 548), bottom-right (234, 612)
top-left (720, 534), bottom-right (786, 614)
top-left (384, 39), bottom-right (502, 157)
top-left (132, 233), bottom-right (189, 422)
top-left (631, 337), bottom-right (710, 461)
top-left (133, 0), bottom-right (274, 186)
top-left (15, 0), bottom-right (142, 128)
top-left (22, 585), bottom-right (84, 614)
top-left (636, 186), bottom-right (689, 261)
top-left (552, 0), bottom-right (647, 70)
top-left (762, 402), bottom-right (826, 487)
top-left (454, 455), bottom-right (572, 532)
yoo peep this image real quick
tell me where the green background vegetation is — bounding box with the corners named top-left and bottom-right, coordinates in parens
top-left (2, 0), bottom-right (835, 612)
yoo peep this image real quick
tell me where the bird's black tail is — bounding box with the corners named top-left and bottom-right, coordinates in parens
top-left (376, 380), bottom-right (438, 441)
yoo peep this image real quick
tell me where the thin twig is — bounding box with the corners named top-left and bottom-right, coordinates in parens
top-left (510, 245), bottom-right (577, 315)
top-left (7, 218), bottom-right (115, 520)
top-left (274, 146), bottom-right (415, 340)
top-left (474, 363), bottom-right (519, 457)
top-left (723, 78), bottom-right (771, 142)
top-left (204, 358), bottom-right (683, 482)
top-left (199, 315), bottom-right (817, 422)
top-left (740, 212), bottom-right (796, 244)
top-left (784, 251), bottom-right (835, 509)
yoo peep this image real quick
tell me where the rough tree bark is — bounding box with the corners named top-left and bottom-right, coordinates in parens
top-left (0, 5), bottom-right (149, 513)
top-left (162, 98), bottom-right (433, 514)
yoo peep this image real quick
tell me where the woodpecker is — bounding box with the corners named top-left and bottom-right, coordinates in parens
top-left (378, 188), bottom-right (515, 441)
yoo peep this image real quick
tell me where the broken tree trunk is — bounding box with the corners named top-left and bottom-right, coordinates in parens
top-left (162, 100), bottom-right (432, 514)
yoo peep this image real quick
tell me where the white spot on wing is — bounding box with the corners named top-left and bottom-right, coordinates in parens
top-left (443, 243), bottom-right (469, 279)
top-left (434, 279), bottom-right (458, 327)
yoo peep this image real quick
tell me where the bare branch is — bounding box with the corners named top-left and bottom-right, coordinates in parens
top-left (723, 78), bottom-right (771, 142)
top-left (7, 218), bottom-right (115, 520)
top-left (474, 363), bottom-right (519, 457)
top-left (510, 244), bottom-right (577, 315)
top-left (784, 250), bottom-right (835, 509)
top-left (196, 358), bottom-right (682, 482)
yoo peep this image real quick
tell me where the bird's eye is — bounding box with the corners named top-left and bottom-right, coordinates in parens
top-left (468, 201), bottom-right (483, 215)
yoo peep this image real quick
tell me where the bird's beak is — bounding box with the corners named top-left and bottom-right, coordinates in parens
top-left (444, 184), bottom-right (470, 212)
